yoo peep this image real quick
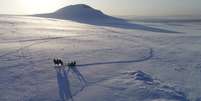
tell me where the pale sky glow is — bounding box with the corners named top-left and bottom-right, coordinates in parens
top-left (0, 0), bottom-right (201, 16)
top-left (20, 0), bottom-right (59, 13)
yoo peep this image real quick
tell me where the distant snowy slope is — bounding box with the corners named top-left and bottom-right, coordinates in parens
top-left (35, 4), bottom-right (124, 23)
top-left (34, 4), bottom-right (179, 33)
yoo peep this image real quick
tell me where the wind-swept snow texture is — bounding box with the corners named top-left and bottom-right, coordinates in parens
top-left (0, 15), bottom-right (201, 101)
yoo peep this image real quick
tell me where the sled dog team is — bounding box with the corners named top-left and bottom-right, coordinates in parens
top-left (53, 58), bottom-right (76, 68)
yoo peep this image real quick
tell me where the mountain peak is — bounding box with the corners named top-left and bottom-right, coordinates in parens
top-left (53, 4), bottom-right (107, 20)
top-left (55, 4), bottom-right (94, 13)
top-left (34, 4), bottom-right (124, 22)
top-left (59, 4), bottom-right (92, 10)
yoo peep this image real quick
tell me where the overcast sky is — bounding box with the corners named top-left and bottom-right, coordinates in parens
top-left (0, 0), bottom-right (201, 16)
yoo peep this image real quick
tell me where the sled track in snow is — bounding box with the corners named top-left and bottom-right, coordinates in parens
top-left (78, 48), bottom-right (153, 67)
top-left (0, 40), bottom-right (49, 58)
top-left (0, 37), bottom-right (64, 43)
top-left (0, 37), bottom-right (65, 58)
top-left (52, 48), bottom-right (154, 100)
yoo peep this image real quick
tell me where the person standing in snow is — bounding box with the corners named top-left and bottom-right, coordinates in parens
top-left (53, 58), bottom-right (65, 69)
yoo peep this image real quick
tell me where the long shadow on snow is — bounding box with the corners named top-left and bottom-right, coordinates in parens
top-left (55, 67), bottom-right (87, 101)
top-left (78, 48), bottom-right (153, 67)
top-left (56, 68), bottom-right (74, 101)
top-left (68, 65), bottom-right (87, 88)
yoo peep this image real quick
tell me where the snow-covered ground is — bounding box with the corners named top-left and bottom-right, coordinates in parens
top-left (0, 15), bottom-right (201, 101)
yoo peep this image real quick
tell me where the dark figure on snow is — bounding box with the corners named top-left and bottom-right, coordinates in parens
top-left (67, 61), bottom-right (76, 67)
top-left (58, 59), bottom-right (64, 66)
top-left (53, 58), bottom-right (64, 66)
top-left (53, 58), bottom-right (59, 65)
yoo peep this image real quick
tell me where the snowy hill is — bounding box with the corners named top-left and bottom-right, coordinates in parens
top-left (35, 4), bottom-right (124, 23)
top-left (34, 4), bottom-right (179, 33)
